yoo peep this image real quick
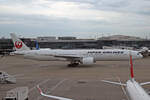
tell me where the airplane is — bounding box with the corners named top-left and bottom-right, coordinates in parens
top-left (10, 33), bottom-right (143, 67)
top-left (37, 85), bottom-right (73, 100)
top-left (102, 54), bottom-right (150, 100)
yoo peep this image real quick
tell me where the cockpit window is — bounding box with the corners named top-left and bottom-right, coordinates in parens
top-left (137, 53), bottom-right (140, 55)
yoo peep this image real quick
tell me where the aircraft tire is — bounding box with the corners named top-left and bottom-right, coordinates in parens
top-left (68, 63), bottom-right (79, 67)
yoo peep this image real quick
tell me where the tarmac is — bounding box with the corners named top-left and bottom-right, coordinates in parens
top-left (0, 55), bottom-right (150, 100)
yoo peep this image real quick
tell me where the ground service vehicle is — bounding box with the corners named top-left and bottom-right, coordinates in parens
top-left (2, 87), bottom-right (28, 100)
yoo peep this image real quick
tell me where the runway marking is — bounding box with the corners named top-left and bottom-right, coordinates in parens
top-left (37, 79), bottom-right (68, 100)
top-left (0, 57), bottom-right (8, 69)
top-left (49, 79), bottom-right (68, 93)
top-left (29, 79), bottom-right (51, 92)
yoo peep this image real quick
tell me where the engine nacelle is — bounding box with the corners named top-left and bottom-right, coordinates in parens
top-left (81, 57), bottom-right (94, 65)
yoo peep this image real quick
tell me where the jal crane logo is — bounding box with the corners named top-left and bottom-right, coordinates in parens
top-left (15, 41), bottom-right (23, 49)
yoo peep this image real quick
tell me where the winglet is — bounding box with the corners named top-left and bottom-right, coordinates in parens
top-left (130, 54), bottom-right (134, 79)
top-left (36, 41), bottom-right (40, 50)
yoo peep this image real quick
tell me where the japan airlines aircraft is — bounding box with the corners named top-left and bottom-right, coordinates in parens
top-left (10, 33), bottom-right (143, 67)
top-left (37, 85), bottom-right (73, 100)
top-left (102, 55), bottom-right (150, 100)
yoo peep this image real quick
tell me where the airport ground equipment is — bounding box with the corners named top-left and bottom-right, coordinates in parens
top-left (0, 71), bottom-right (16, 84)
top-left (2, 87), bottom-right (29, 100)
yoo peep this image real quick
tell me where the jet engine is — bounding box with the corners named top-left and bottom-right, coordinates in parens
top-left (81, 57), bottom-right (94, 65)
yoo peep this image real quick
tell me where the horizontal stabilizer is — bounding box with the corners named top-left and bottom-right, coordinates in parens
top-left (101, 80), bottom-right (126, 86)
top-left (37, 85), bottom-right (73, 100)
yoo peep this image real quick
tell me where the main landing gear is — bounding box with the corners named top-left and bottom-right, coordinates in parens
top-left (67, 60), bottom-right (81, 67)
top-left (68, 62), bottom-right (80, 67)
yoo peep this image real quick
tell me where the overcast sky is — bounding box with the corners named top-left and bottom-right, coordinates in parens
top-left (0, 0), bottom-right (150, 39)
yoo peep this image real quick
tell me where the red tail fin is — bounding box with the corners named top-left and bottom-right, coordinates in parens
top-left (130, 55), bottom-right (134, 79)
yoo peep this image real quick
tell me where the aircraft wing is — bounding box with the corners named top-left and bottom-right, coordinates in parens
top-left (37, 85), bottom-right (73, 100)
top-left (48, 54), bottom-right (82, 59)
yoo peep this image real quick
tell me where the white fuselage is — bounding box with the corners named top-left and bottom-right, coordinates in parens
top-left (126, 80), bottom-right (150, 100)
top-left (13, 49), bottom-right (143, 61)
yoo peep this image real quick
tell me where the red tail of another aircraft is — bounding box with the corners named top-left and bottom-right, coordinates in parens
top-left (130, 55), bottom-right (134, 79)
